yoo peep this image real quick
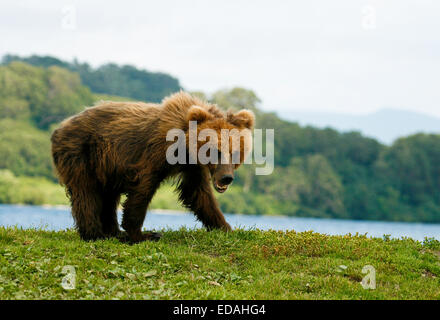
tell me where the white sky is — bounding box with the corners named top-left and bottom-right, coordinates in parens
top-left (1, 0), bottom-right (439, 116)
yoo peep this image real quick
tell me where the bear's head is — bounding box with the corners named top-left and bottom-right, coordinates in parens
top-left (186, 105), bottom-right (255, 193)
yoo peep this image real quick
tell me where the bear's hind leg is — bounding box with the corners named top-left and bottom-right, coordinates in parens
top-left (121, 188), bottom-right (161, 243)
top-left (100, 190), bottom-right (121, 238)
top-left (70, 187), bottom-right (105, 240)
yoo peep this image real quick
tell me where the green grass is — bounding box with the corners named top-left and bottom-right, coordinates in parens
top-left (0, 227), bottom-right (439, 299)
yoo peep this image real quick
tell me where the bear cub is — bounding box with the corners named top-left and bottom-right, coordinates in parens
top-left (51, 92), bottom-right (254, 243)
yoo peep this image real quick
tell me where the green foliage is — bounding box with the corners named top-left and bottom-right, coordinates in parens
top-left (0, 119), bottom-right (53, 179)
top-left (76, 63), bottom-right (180, 103)
top-left (217, 185), bottom-right (283, 215)
top-left (0, 170), bottom-right (16, 204)
top-left (2, 54), bottom-right (71, 69)
top-left (33, 66), bottom-right (94, 128)
top-left (211, 87), bottom-right (261, 113)
top-left (378, 134), bottom-right (440, 205)
top-left (0, 170), bottom-right (67, 205)
top-left (93, 93), bottom-right (135, 102)
top-left (2, 54), bottom-right (181, 103)
top-left (0, 97), bottom-right (30, 120)
top-left (0, 61), bottom-right (94, 129)
top-left (295, 155), bottom-right (345, 217)
top-left (0, 227), bottom-right (439, 299)
top-left (149, 183), bottom-right (186, 211)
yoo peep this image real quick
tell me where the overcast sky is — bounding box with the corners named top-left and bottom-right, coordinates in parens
top-left (1, 0), bottom-right (439, 116)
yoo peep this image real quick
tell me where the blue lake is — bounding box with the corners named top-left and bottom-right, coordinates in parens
top-left (0, 204), bottom-right (439, 241)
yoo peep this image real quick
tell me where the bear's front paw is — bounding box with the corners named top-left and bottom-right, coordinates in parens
top-left (118, 231), bottom-right (162, 243)
top-left (222, 223), bottom-right (232, 232)
top-left (142, 231), bottom-right (162, 242)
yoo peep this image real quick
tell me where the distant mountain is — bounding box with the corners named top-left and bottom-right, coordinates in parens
top-left (277, 108), bottom-right (440, 144)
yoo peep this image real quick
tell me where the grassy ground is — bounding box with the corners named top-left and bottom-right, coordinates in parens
top-left (0, 227), bottom-right (439, 299)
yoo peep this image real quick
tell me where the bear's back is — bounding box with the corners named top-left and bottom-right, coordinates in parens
top-left (56, 101), bottom-right (160, 136)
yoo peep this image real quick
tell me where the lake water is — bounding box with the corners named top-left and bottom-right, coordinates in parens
top-left (0, 204), bottom-right (439, 241)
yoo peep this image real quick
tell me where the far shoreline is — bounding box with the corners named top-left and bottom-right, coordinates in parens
top-left (1, 203), bottom-right (440, 227)
top-left (0, 203), bottom-right (291, 218)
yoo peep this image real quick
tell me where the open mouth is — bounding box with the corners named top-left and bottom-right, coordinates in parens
top-left (214, 182), bottom-right (229, 193)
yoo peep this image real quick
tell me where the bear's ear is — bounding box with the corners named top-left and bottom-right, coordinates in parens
top-left (187, 105), bottom-right (213, 123)
top-left (228, 109), bottom-right (255, 129)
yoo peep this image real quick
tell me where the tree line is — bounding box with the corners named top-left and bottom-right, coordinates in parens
top-left (2, 54), bottom-right (181, 103)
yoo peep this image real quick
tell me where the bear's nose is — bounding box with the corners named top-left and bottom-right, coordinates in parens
top-left (220, 175), bottom-right (234, 185)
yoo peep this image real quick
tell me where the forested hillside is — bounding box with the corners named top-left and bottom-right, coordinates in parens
top-left (2, 54), bottom-right (181, 103)
top-left (0, 57), bottom-right (439, 223)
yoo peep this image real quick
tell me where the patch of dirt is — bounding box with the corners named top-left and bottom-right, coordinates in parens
top-left (422, 270), bottom-right (437, 278)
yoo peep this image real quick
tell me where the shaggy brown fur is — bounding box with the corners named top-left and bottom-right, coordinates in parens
top-left (51, 91), bottom-right (254, 242)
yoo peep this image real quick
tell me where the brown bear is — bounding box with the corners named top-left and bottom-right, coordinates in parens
top-left (51, 91), bottom-right (254, 243)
